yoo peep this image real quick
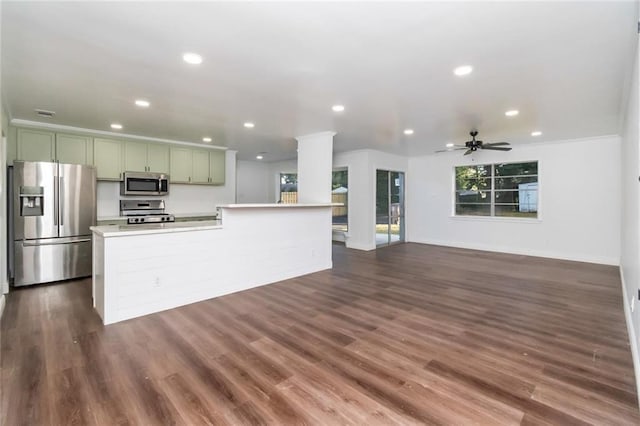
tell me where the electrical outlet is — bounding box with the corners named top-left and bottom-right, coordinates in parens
top-left (154, 277), bottom-right (161, 288)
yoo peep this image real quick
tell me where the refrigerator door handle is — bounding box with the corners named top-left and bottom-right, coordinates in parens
top-left (53, 175), bottom-right (58, 226)
top-left (59, 176), bottom-right (64, 226)
top-left (22, 238), bottom-right (91, 247)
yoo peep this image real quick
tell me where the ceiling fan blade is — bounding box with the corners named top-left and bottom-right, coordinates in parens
top-left (464, 149), bottom-right (473, 155)
top-left (481, 146), bottom-right (512, 151)
top-left (435, 147), bottom-right (467, 153)
top-left (435, 147), bottom-right (468, 153)
top-left (483, 142), bottom-right (510, 147)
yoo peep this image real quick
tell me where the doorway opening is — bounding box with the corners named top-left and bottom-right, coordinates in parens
top-left (376, 170), bottom-right (405, 246)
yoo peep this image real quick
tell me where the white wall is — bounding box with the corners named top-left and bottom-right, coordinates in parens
top-left (620, 30), bottom-right (640, 402)
top-left (296, 132), bottom-right (334, 203)
top-left (97, 150), bottom-right (237, 217)
top-left (1, 111), bottom-right (7, 297)
top-left (0, 0), bottom-right (6, 302)
top-left (236, 160), bottom-right (270, 203)
top-left (261, 150), bottom-right (409, 250)
top-left (407, 135), bottom-right (621, 265)
top-left (334, 150), bottom-right (408, 250)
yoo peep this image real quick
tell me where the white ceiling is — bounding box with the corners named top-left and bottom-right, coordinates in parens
top-left (2, 1), bottom-right (637, 161)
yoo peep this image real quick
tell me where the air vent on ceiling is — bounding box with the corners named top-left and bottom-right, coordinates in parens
top-left (35, 109), bottom-right (55, 118)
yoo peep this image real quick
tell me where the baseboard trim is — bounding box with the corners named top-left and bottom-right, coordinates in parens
top-left (0, 294), bottom-right (5, 321)
top-left (409, 238), bottom-right (619, 266)
top-left (345, 241), bottom-right (376, 251)
top-left (619, 267), bottom-right (640, 408)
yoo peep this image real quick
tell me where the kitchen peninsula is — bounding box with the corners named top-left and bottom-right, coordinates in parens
top-left (91, 203), bottom-right (335, 324)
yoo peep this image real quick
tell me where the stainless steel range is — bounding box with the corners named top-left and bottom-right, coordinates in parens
top-left (119, 200), bottom-right (175, 224)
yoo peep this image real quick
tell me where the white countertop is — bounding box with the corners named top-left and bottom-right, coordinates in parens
top-left (98, 211), bottom-right (218, 221)
top-left (218, 203), bottom-right (341, 209)
top-left (91, 220), bottom-right (222, 237)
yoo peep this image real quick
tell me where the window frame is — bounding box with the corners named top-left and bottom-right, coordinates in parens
top-left (452, 160), bottom-right (540, 221)
top-left (332, 168), bottom-right (349, 232)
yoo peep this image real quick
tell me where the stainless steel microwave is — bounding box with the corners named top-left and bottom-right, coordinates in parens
top-left (120, 171), bottom-right (169, 196)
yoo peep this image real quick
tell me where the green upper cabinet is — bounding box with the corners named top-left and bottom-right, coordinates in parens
top-left (192, 149), bottom-right (210, 184)
top-left (147, 144), bottom-right (169, 174)
top-left (55, 133), bottom-right (93, 165)
top-left (94, 138), bottom-right (124, 180)
top-left (10, 126), bottom-right (224, 184)
top-left (124, 141), bottom-right (147, 172)
top-left (124, 141), bottom-right (170, 174)
top-left (16, 128), bottom-right (55, 162)
top-left (169, 146), bottom-right (224, 185)
top-left (15, 129), bottom-right (93, 165)
top-left (209, 150), bottom-right (226, 185)
top-left (169, 146), bottom-right (192, 183)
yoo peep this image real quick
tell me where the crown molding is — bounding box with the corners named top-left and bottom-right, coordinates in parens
top-left (10, 119), bottom-right (228, 151)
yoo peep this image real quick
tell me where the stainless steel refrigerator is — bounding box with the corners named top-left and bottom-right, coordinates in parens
top-left (11, 161), bottom-right (96, 286)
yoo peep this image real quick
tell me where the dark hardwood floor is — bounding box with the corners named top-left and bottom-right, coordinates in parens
top-left (1, 243), bottom-right (639, 425)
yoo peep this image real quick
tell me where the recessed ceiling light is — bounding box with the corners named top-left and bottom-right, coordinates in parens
top-left (505, 110), bottom-right (519, 117)
top-left (446, 143), bottom-right (455, 148)
top-left (244, 122), bottom-right (255, 128)
top-left (135, 99), bottom-right (150, 107)
top-left (531, 131), bottom-right (542, 137)
top-left (332, 105), bottom-right (345, 112)
top-left (453, 65), bottom-right (473, 76)
top-left (183, 52), bottom-right (203, 65)
top-left (202, 137), bottom-right (212, 142)
top-left (404, 129), bottom-right (414, 135)
top-left (256, 155), bottom-right (264, 160)
top-left (110, 123), bottom-right (123, 130)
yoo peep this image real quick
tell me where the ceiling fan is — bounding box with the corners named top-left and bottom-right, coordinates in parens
top-left (437, 130), bottom-right (512, 155)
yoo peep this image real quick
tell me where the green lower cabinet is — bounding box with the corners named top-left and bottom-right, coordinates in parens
top-left (56, 133), bottom-right (93, 165)
top-left (174, 216), bottom-right (217, 222)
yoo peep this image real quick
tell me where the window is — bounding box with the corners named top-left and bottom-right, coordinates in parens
top-left (279, 173), bottom-right (297, 203)
top-left (455, 161), bottom-right (538, 218)
top-left (332, 169), bottom-right (348, 232)
top-left (278, 170), bottom-right (348, 231)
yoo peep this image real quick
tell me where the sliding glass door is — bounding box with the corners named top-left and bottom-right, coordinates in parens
top-left (376, 170), bottom-right (405, 246)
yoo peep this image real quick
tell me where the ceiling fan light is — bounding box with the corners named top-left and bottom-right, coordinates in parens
top-left (453, 65), bottom-right (473, 76)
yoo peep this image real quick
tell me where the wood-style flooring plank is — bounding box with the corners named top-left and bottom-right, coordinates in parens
top-left (2, 242), bottom-right (639, 425)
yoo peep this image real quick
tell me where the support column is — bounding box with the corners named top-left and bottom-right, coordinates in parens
top-left (296, 131), bottom-right (335, 203)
